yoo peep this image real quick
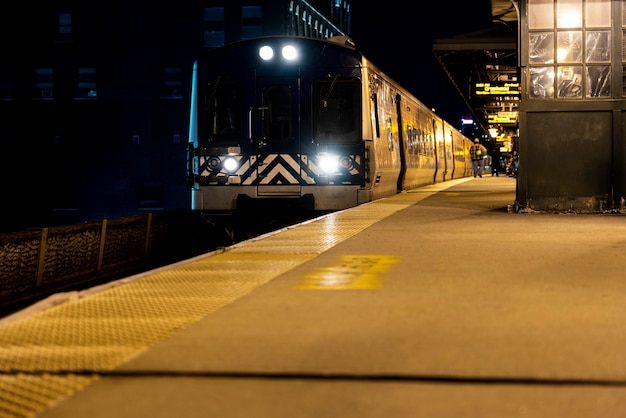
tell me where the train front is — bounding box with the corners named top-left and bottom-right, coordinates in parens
top-left (187, 36), bottom-right (369, 212)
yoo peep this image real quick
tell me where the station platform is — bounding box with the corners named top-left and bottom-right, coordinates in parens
top-left (2, 175), bottom-right (626, 417)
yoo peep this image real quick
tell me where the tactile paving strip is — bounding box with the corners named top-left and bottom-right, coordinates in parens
top-left (0, 180), bottom-right (465, 417)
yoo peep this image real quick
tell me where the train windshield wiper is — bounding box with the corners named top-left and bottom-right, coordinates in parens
top-left (322, 74), bottom-right (341, 108)
top-left (204, 76), bottom-right (223, 111)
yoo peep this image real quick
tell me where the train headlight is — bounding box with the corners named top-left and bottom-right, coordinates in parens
top-left (223, 157), bottom-right (239, 172)
top-left (339, 156), bottom-right (353, 170)
top-left (318, 154), bottom-right (340, 174)
top-left (281, 44), bottom-right (298, 61)
top-left (259, 45), bottom-right (274, 61)
top-left (208, 157), bottom-right (221, 170)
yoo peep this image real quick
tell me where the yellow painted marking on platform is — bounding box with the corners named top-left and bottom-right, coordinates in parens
top-left (296, 255), bottom-right (399, 289)
top-left (0, 178), bottom-right (469, 416)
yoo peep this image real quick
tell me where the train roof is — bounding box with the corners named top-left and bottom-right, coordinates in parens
top-left (198, 36), bottom-right (366, 73)
top-left (203, 35), bottom-right (360, 56)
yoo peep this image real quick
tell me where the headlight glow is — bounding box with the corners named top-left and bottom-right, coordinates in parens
top-left (223, 157), bottom-right (239, 172)
top-left (259, 45), bottom-right (274, 61)
top-left (318, 154), bottom-right (339, 174)
top-left (281, 44), bottom-right (298, 61)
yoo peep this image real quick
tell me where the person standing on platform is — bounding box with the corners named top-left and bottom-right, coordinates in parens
top-left (470, 138), bottom-right (487, 178)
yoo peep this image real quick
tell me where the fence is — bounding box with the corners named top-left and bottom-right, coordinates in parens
top-left (0, 211), bottom-right (201, 308)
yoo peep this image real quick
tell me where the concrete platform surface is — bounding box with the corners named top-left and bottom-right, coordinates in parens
top-left (2, 176), bottom-right (626, 417)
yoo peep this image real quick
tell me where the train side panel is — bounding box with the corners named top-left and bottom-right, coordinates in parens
top-left (398, 95), bottom-right (438, 191)
top-left (360, 61), bottom-right (402, 202)
top-left (447, 123), bottom-right (473, 179)
top-left (433, 117), bottom-right (448, 184)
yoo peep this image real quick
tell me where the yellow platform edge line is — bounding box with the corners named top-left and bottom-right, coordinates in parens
top-left (0, 180), bottom-right (463, 417)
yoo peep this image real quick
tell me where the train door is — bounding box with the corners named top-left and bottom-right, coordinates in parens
top-left (253, 75), bottom-right (301, 198)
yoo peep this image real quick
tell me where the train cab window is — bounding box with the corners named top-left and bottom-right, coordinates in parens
top-left (202, 79), bottom-right (242, 144)
top-left (263, 85), bottom-right (293, 144)
top-left (313, 77), bottom-right (360, 144)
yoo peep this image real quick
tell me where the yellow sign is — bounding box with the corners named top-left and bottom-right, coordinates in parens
top-left (488, 111), bottom-right (518, 124)
top-left (475, 82), bottom-right (520, 95)
top-left (296, 255), bottom-right (399, 289)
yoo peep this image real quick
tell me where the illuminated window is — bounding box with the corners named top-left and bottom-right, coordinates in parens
top-left (59, 12), bottom-right (72, 34)
top-left (528, 0), bottom-right (611, 99)
top-left (242, 6), bottom-right (262, 39)
top-left (76, 67), bottom-right (97, 100)
top-left (160, 66), bottom-right (182, 99)
top-left (35, 68), bottom-right (54, 100)
top-left (621, 0), bottom-right (626, 96)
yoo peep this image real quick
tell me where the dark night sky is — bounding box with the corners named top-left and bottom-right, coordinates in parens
top-left (350, 1), bottom-right (494, 127)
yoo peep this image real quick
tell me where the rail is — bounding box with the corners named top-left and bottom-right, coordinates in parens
top-left (0, 212), bottom-right (200, 310)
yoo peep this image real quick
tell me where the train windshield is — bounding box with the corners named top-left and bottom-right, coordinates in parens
top-left (313, 77), bottom-right (360, 144)
top-left (201, 78), bottom-right (243, 144)
top-left (263, 85), bottom-right (293, 144)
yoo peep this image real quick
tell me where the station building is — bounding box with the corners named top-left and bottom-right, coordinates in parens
top-left (437, 0), bottom-right (626, 213)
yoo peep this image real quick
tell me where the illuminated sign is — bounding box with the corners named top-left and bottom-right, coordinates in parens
top-left (475, 82), bottom-right (520, 96)
top-left (488, 111), bottom-right (518, 124)
top-left (461, 117), bottom-right (473, 125)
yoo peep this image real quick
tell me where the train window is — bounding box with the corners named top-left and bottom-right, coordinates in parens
top-left (313, 77), bottom-right (360, 144)
top-left (372, 93), bottom-right (380, 138)
top-left (263, 85), bottom-right (293, 144)
top-left (202, 79), bottom-right (242, 144)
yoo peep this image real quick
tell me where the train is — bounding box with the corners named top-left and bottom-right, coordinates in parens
top-left (187, 35), bottom-right (474, 213)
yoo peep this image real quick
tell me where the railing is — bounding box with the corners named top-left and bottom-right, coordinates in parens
top-left (0, 212), bottom-right (199, 308)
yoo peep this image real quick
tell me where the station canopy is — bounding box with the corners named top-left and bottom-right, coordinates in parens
top-left (433, 0), bottom-right (518, 136)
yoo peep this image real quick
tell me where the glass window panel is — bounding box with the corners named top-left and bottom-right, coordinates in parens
top-left (529, 0), bottom-right (554, 29)
top-left (556, 65), bottom-right (583, 97)
top-left (586, 65), bottom-right (611, 96)
top-left (201, 80), bottom-right (243, 144)
top-left (314, 78), bottom-right (360, 144)
top-left (557, 0), bottom-right (582, 28)
top-left (59, 12), bottom-right (72, 34)
top-left (77, 67), bottom-right (97, 99)
top-left (530, 32), bottom-right (555, 64)
top-left (586, 31), bottom-right (610, 62)
top-left (529, 67), bottom-right (555, 98)
top-left (557, 31), bottom-right (582, 62)
top-left (585, 0), bottom-right (610, 27)
top-left (160, 66), bottom-right (182, 98)
top-left (36, 68), bottom-right (54, 88)
top-left (264, 85), bottom-right (292, 143)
